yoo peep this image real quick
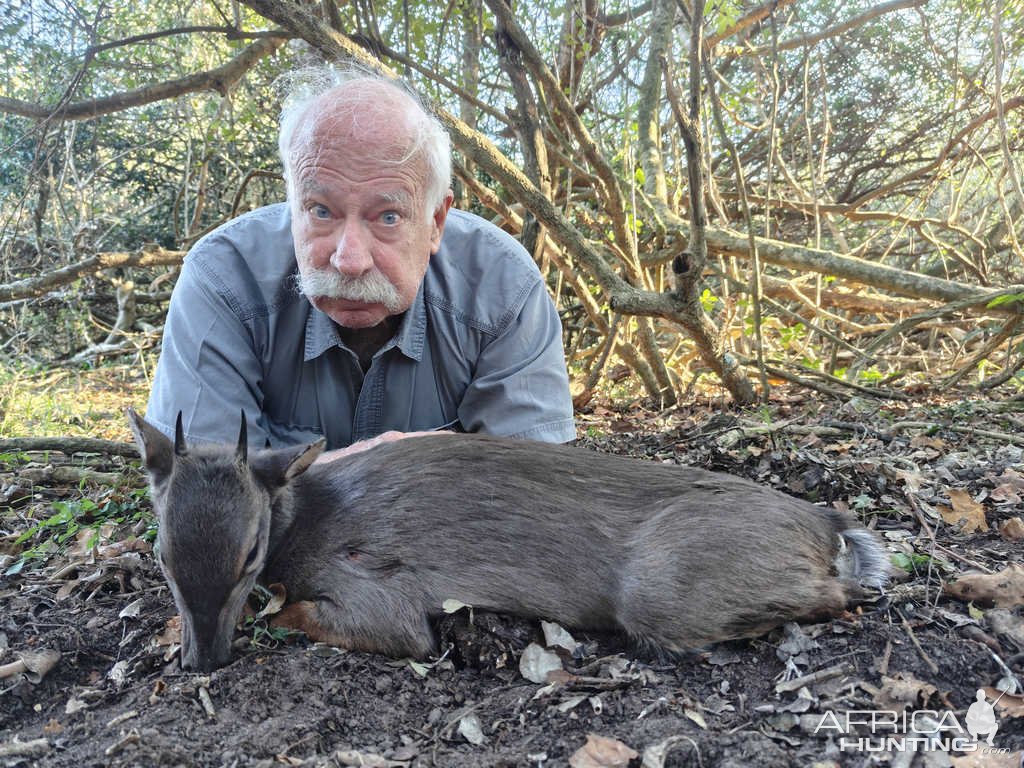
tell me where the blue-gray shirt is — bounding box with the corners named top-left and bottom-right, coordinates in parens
top-left (146, 203), bottom-right (576, 449)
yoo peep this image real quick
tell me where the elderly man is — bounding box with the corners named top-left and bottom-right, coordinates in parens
top-left (145, 67), bottom-right (575, 450)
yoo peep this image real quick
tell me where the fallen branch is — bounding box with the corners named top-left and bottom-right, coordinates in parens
top-left (0, 437), bottom-right (138, 457)
top-left (17, 465), bottom-right (132, 486)
top-left (0, 246), bottom-right (184, 303)
top-left (889, 421), bottom-right (1024, 447)
top-left (0, 738), bottom-right (50, 759)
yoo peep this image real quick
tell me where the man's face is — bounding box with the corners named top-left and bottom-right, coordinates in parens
top-left (289, 107), bottom-right (451, 329)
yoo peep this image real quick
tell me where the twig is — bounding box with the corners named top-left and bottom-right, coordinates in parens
top-left (889, 421), bottom-right (1024, 447)
top-left (0, 738), bottom-right (49, 758)
top-left (897, 609), bottom-right (940, 675)
top-left (775, 662), bottom-right (853, 693)
top-left (105, 710), bottom-right (139, 728)
top-left (941, 316), bottom-right (1022, 389)
top-left (878, 639), bottom-right (892, 676)
top-left (103, 729), bottom-right (140, 757)
top-left (198, 685), bottom-right (217, 719)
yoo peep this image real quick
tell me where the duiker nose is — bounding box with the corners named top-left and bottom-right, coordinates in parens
top-left (330, 222), bottom-right (374, 276)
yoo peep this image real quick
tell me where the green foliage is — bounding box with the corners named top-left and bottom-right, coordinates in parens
top-left (778, 322), bottom-right (805, 349)
top-left (987, 292), bottom-right (1024, 309)
top-left (699, 288), bottom-right (719, 313)
top-left (5, 487), bottom-right (154, 576)
top-left (891, 551), bottom-right (941, 575)
top-left (243, 585), bottom-right (302, 648)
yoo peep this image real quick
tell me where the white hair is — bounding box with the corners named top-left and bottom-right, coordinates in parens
top-left (277, 64), bottom-right (452, 220)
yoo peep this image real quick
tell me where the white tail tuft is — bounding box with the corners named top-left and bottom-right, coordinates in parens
top-left (835, 529), bottom-right (890, 589)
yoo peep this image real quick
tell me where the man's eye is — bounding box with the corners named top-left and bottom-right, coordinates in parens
top-left (380, 211), bottom-right (401, 225)
top-left (311, 204), bottom-right (331, 219)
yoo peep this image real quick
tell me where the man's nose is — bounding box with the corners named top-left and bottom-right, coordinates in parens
top-left (330, 222), bottom-right (374, 276)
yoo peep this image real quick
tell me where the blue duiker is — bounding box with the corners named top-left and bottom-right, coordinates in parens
top-left (127, 409), bottom-right (887, 672)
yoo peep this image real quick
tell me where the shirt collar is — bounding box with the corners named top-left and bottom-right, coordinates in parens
top-left (302, 282), bottom-right (427, 363)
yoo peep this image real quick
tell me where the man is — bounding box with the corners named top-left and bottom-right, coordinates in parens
top-left (145, 66), bottom-right (575, 452)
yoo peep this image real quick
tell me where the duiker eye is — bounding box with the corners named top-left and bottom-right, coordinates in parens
top-left (243, 543), bottom-right (260, 571)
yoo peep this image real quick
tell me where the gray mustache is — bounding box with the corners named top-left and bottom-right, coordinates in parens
top-left (294, 268), bottom-right (403, 311)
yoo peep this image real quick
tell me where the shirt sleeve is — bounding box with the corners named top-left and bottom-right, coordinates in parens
top-left (145, 253), bottom-right (269, 447)
top-left (455, 277), bottom-right (576, 443)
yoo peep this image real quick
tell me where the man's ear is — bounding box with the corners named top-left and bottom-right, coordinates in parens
top-left (428, 189), bottom-right (455, 254)
top-left (126, 407), bottom-right (174, 486)
top-left (250, 439), bottom-right (326, 490)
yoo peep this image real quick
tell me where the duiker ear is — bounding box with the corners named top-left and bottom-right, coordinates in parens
top-left (250, 438), bottom-right (326, 489)
top-left (126, 407), bottom-right (174, 485)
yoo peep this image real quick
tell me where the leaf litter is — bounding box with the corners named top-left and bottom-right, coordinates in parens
top-left (0, 395), bottom-right (1022, 765)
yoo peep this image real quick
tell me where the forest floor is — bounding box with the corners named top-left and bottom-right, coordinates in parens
top-left (1, 385), bottom-right (1023, 768)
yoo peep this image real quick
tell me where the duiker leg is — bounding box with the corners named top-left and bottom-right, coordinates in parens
top-left (271, 577), bottom-right (436, 658)
top-left (618, 497), bottom-right (851, 650)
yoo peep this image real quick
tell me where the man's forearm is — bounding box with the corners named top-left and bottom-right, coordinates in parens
top-left (314, 429), bottom-right (455, 464)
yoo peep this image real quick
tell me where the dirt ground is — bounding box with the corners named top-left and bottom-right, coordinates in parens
top-left (1, 395), bottom-right (1023, 767)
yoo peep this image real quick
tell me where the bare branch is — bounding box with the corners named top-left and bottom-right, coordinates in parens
top-left (0, 35), bottom-right (288, 121)
top-left (737, 0), bottom-right (926, 56)
top-left (0, 247), bottom-right (184, 303)
top-left (705, 0), bottom-right (798, 48)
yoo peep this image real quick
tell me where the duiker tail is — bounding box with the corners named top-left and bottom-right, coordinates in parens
top-left (835, 527), bottom-right (890, 589)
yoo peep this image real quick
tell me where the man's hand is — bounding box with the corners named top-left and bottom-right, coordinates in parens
top-left (314, 430), bottom-right (454, 464)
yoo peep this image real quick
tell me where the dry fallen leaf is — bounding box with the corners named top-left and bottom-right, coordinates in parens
top-left (66, 525), bottom-right (109, 560)
top-left (118, 598), bottom-right (144, 620)
top-left (541, 620), bottom-right (577, 652)
top-left (894, 469), bottom-right (924, 493)
top-left (950, 751), bottom-right (1023, 768)
top-left (65, 697), bottom-right (88, 715)
top-left (457, 713), bottom-right (485, 745)
top-left (939, 489), bottom-right (988, 533)
top-left (641, 735), bottom-right (698, 768)
top-left (0, 649), bottom-right (61, 684)
top-left (986, 609), bottom-right (1024, 648)
top-left (943, 564), bottom-right (1024, 608)
top-left (990, 468), bottom-right (1024, 504)
top-left (568, 734), bottom-right (638, 768)
top-left (519, 642), bottom-right (563, 684)
top-left (910, 435), bottom-right (946, 451)
top-left (154, 616), bottom-right (182, 647)
top-left (999, 517), bottom-right (1024, 541)
top-left (254, 583), bottom-right (287, 619)
top-left (331, 750), bottom-right (406, 767)
top-left (873, 672), bottom-right (939, 711)
top-left (96, 538), bottom-right (152, 559)
top-left (984, 688), bottom-right (1024, 718)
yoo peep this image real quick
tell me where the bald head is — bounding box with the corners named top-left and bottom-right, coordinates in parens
top-left (278, 68), bottom-right (452, 219)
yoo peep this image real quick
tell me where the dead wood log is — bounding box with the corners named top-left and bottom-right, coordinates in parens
top-left (0, 436), bottom-right (138, 458)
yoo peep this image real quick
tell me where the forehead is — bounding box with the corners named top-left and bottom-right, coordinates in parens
top-left (295, 174), bottom-right (417, 206)
top-left (290, 123), bottom-right (429, 204)
top-left (291, 82), bottom-right (424, 163)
